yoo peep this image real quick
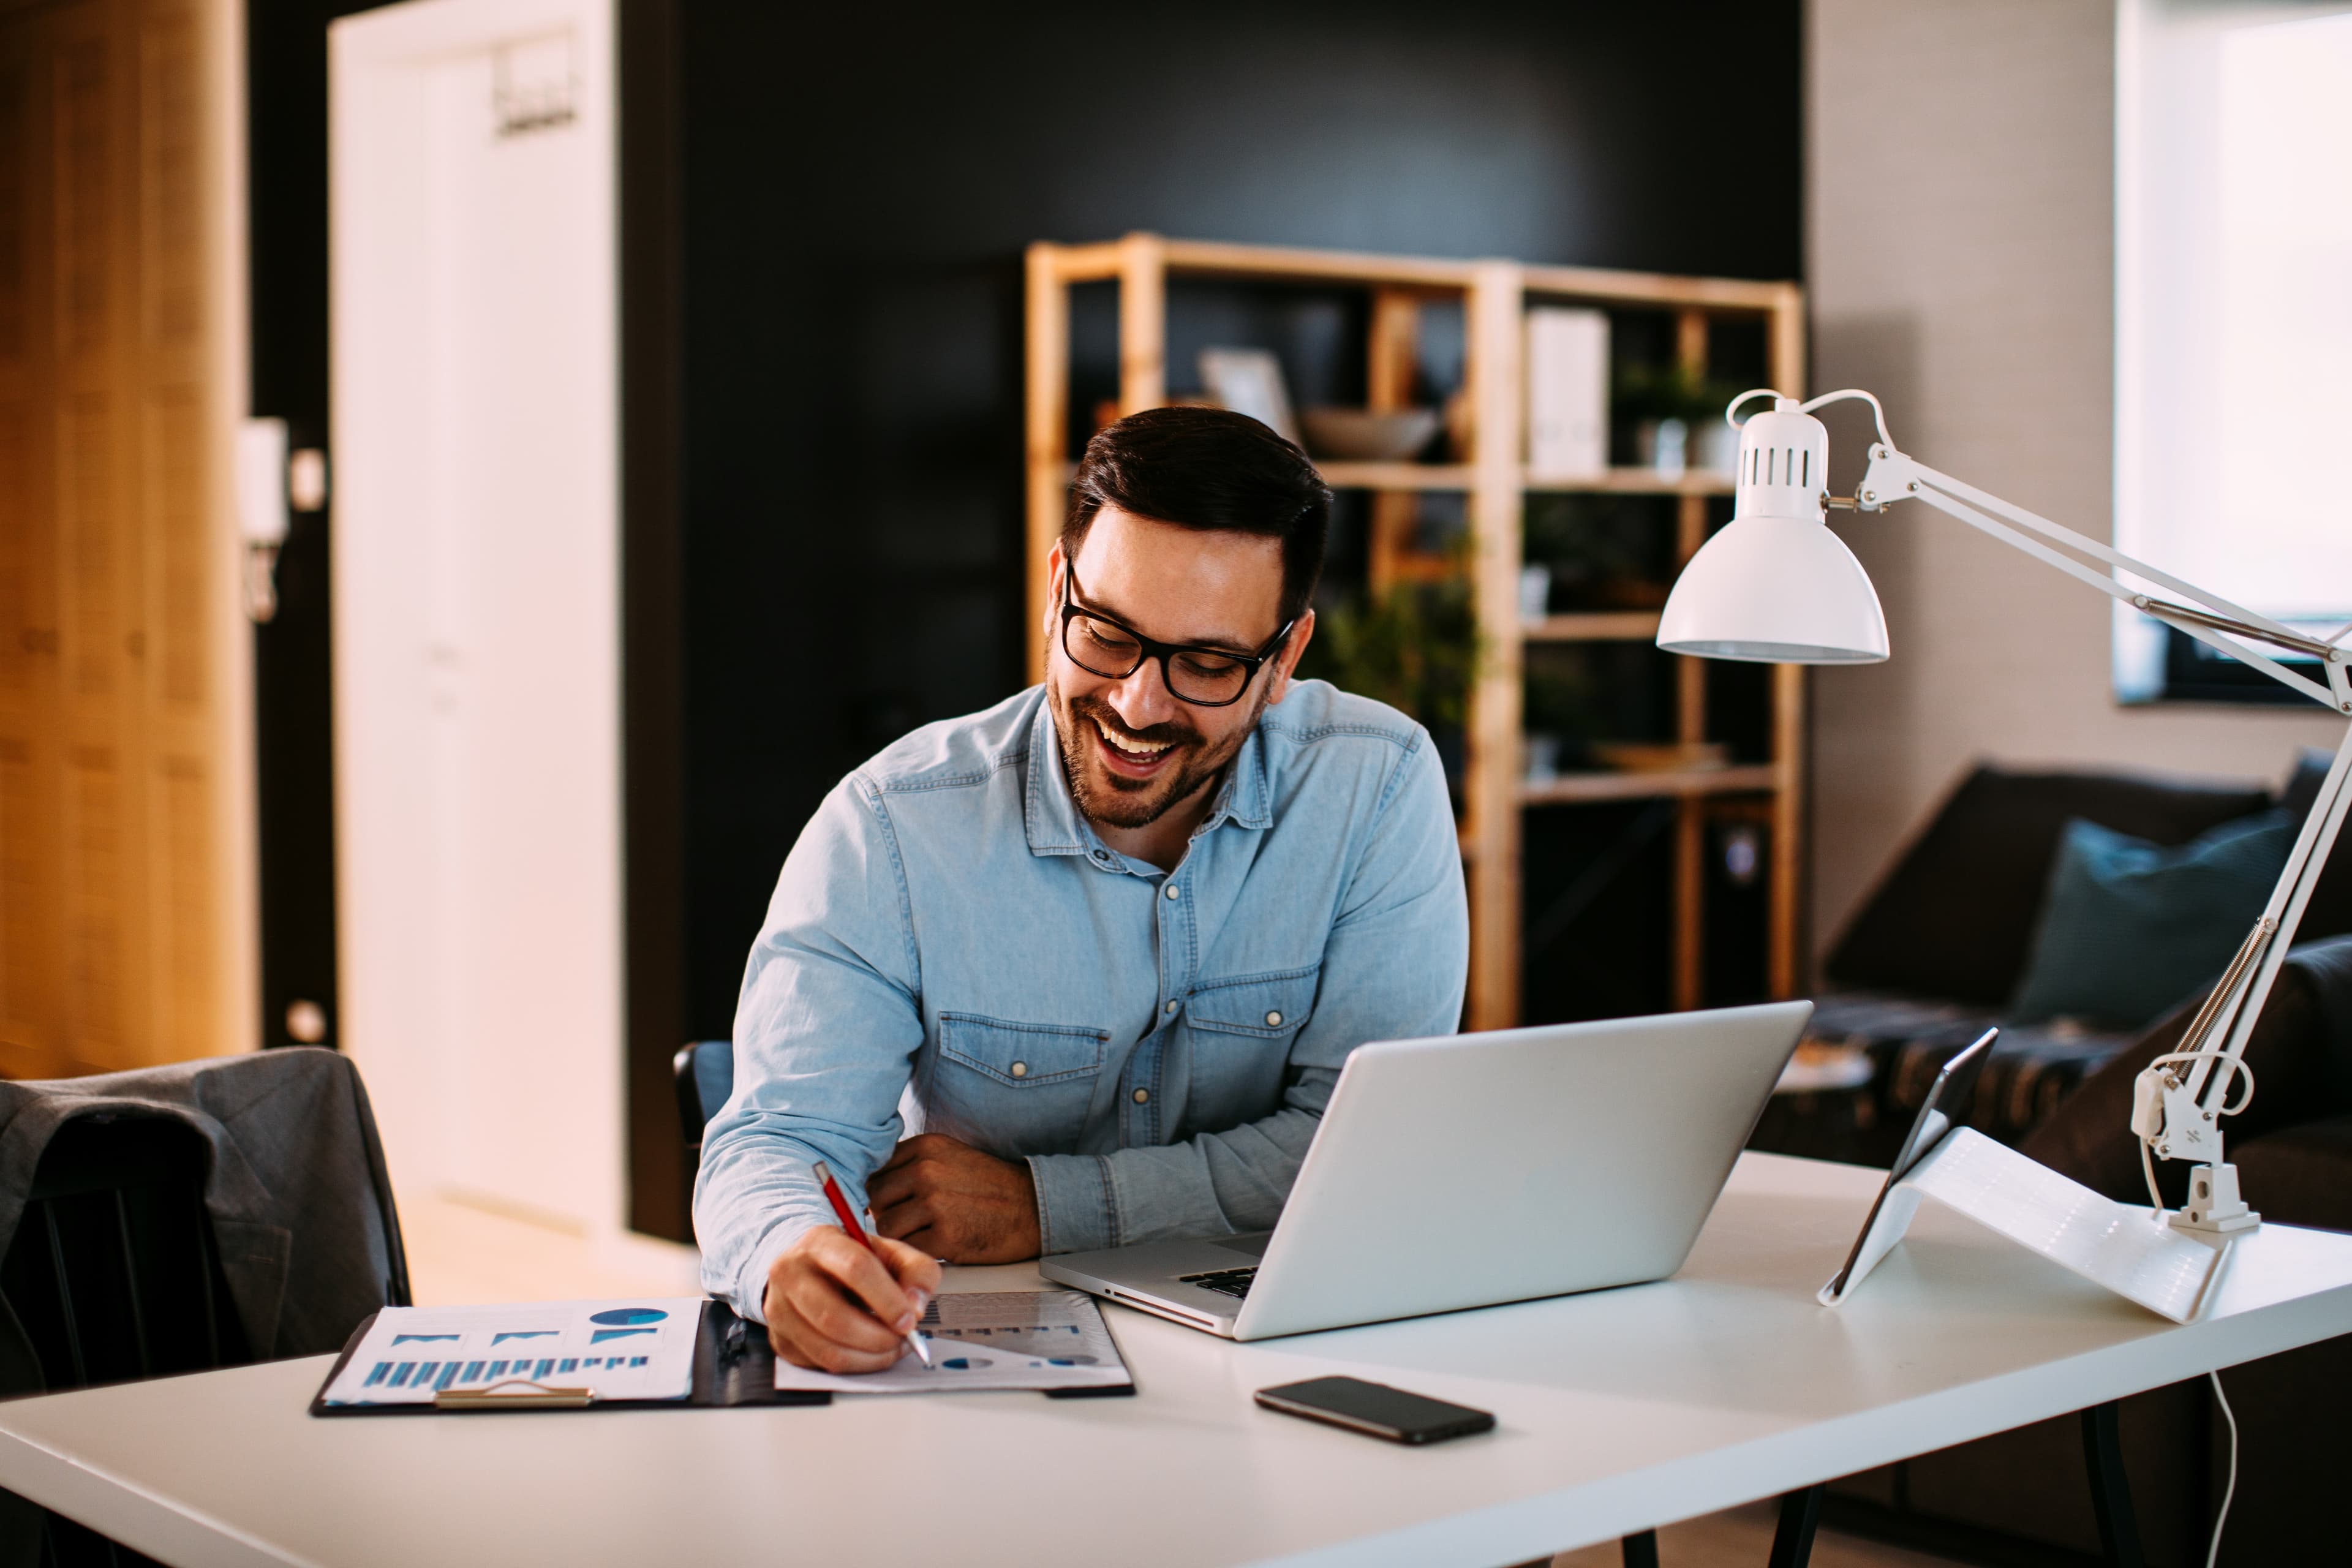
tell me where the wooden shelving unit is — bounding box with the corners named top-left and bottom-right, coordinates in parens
top-left (1025, 233), bottom-right (1806, 1030)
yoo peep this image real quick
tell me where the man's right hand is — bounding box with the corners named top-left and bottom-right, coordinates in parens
top-left (761, 1225), bottom-right (943, 1373)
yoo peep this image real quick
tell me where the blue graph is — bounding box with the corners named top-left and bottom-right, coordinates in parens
top-left (588, 1307), bottom-right (668, 1327)
top-left (590, 1327), bottom-right (657, 1344)
top-left (391, 1333), bottom-right (459, 1346)
top-left (491, 1330), bottom-right (557, 1346)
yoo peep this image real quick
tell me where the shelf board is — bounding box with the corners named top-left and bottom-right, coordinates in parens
top-left (1042, 238), bottom-right (1798, 314)
top-left (1159, 238), bottom-right (1481, 290)
top-left (1311, 462), bottom-right (1735, 496)
top-left (1525, 468), bottom-right (1734, 496)
top-left (1314, 461), bottom-right (1474, 491)
top-left (1519, 764), bottom-right (1779, 805)
top-left (1520, 262), bottom-right (1797, 315)
top-left (1523, 612), bottom-right (1662, 643)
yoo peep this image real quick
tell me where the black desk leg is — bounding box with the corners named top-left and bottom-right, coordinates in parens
top-left (2081, 1401), bottom-right (2147, 1568)
top-left (1766, 1484), bottom-right (1824, 1568)
top-left (1620, 1529), bottom-right (1659, 1567)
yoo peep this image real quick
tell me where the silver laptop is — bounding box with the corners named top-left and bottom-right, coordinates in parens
top-left (1039, 1001), bottom-right (1811, 1340)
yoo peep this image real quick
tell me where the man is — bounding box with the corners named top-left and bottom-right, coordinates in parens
top-left (695, 407), bottom-right (1469, 1373)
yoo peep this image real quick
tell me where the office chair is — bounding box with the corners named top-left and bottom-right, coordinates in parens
top-left (673, 1041), bottom-right (734, 1153)
top-left (0, 1115), bottom-right (252, 1568)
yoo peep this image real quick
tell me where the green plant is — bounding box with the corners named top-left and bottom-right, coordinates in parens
top-left (1522, 655), bottom-right (1600, 741)
top-left (1612, 363), bottom-right (1741, 427)
top-left (1299, 573), bottom-right (1479, 731)
top-left (1523, 493), bottom-right (1644, 583)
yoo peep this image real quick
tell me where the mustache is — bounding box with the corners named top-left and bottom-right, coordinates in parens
top-left (1069, 696), bottom-right (1196, 748)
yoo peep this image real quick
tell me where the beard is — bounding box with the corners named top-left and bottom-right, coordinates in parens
top-left (1049, 680), bottom-right (1268, 832)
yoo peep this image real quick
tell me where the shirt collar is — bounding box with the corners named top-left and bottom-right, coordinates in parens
top-left (1023, 696), bottom-right (1091, 857)
top-left (1023, 693), bottom-right (1274, 859)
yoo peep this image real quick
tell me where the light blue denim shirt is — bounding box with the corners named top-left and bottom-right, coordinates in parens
top-left (693, 679), bottom-right (1469, 1319)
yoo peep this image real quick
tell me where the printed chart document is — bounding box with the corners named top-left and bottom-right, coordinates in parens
top-left (772, 1289), bottom-right (1131, 1395)
top-left (320, 1298), bottom-right (702, 1406)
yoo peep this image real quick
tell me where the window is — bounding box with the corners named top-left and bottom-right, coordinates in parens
top-left (2114, 1), bottom-right (2352, 702)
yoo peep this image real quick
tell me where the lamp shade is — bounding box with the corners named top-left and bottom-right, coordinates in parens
top-left (1656, 398), bottom-right (1890, 664)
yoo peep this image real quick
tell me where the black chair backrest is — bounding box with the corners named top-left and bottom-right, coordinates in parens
top-left (0, 1114), bottom-right (249, 1395)
top-left (0, 1114), bottom-right (252, 1568)
top-left (673, 1041), bottom-right (735, 1153)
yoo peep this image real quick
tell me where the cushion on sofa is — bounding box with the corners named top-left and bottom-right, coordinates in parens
top-left (1824, 765), bottom-right (2274, 1006)
top-left (2020, 935), bottom-right (2352, 1208)
top-left (2008, 811), bottom-right (2296, 1031)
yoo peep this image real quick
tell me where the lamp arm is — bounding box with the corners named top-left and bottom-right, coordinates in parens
top-left (2195, 728), bottom-right (2352, 1101)
top-left (1859, 446), bottom-right (2350, 710)
top-left (1850, 437), bottom-right (2352, 1224)
top-left (1899, 475), bottom-right (2343, 710)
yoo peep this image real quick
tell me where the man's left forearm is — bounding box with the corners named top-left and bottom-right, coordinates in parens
top-left (1027, 1099), bottom-right (1328, 1255)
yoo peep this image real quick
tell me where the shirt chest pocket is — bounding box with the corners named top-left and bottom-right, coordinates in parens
top-left (929, 1014), bottom-right (1112, 1156)
top-left (1185, 963), bottom-right (1321, 1040)
top-left (937, 1013), bottom-right (1109, 1087)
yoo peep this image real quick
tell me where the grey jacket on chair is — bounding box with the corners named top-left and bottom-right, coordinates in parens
top-left (0, 1047), bottom-right (410, 1363)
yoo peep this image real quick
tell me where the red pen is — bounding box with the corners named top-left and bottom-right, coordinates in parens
top-left (811, 1160), bottom-right (932, 1367)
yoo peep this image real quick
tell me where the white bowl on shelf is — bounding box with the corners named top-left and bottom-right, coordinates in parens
top-left (1300, 407), bottom-right (1441, 462)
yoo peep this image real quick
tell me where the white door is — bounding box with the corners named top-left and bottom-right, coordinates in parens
top-left (330, 0), bottom-right (623, 1235)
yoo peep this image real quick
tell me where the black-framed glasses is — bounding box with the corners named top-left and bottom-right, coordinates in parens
top-left (1058, 563), bottom-right (1295, 707)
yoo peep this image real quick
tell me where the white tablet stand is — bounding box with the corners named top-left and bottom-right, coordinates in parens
top-left (1819, 1032), bottom-right (2232, 1325)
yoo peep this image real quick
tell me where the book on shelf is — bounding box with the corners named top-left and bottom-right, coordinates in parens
top-left (1525, 307), bottom-right (1608, 478)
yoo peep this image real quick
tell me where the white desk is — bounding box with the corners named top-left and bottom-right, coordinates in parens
top-left (0, 1153), bottom-right (2346, 1568)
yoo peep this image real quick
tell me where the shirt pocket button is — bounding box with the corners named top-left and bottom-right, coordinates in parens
top-left (1009, 1061), bottom-right (1027, 1078)
top-left (1265, 1011), bottom-right (1283, 1027)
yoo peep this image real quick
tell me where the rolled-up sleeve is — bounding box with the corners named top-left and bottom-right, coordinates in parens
top-left (692, 775), bottom-right (922, 1319)
top-left (1027, 733), bottom-right (1468, 1252)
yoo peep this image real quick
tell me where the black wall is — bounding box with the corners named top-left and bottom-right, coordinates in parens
top-left (247, 0), bottom-right (374, 1060)
top-left (249, 0), bottom-right (1802, 1239)
top-left (677, 0), bottom-right (1804, 1037)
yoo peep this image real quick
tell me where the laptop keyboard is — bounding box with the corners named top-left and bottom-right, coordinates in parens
top-left (1178, 1267), bottom-right (1256, 1300)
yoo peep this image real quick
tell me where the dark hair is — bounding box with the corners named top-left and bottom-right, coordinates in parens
top-left (1063, 406), bottom-right (1332, 627)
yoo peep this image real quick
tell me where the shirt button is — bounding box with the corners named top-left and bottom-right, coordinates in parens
top-left (1164, 883), bottom-right (1179, 900)
top-left (1132, 1088), bottom-right (1150, 1104)
top-left (1009, 1061), bottom-right (1027, 1078)
top-left (1265, 1011), bottom-right (1283, 1027)
top-left (1164, 1000), bottom-right (1178, 1014)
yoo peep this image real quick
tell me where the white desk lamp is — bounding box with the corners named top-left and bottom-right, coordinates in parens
top-left (1659, 389), bottom-right (2352, 1237)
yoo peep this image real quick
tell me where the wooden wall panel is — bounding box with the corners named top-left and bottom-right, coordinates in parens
top-left (0, 0), bottom-right (241, 1078)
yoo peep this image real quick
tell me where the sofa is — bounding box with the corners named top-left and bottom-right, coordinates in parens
top-left (1770, 753), bottom-right (2352, 1565)
top-left (1771, 753), bottom-right (2350, 1164)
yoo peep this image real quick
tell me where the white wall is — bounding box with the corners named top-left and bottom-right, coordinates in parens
top-left (332, 0), bottom-right (625, 1236)
top-left (1804, 0), bottom-right (2343, 960)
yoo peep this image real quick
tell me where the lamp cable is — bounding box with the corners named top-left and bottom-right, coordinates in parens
top-left (2206, 1370), bottom-right (2236, 1568)
top-left (1798, 387), bottom-right (1895, 447)
top-left (2140, 1140), bottom-right (2168, 1221)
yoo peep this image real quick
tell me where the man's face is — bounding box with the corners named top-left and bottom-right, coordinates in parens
top-left (1044, 507), bottom-right (1312, 833)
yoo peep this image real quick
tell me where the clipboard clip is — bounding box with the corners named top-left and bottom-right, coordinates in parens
top-left (435, 1379), bottom-right (598, 1410)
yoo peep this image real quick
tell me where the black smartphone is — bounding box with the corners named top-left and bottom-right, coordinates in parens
top-left (1254, 1376), bottom-right (1495, 1445)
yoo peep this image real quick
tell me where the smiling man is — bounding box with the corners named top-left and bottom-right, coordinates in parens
top-left (695, 407), bottom-right (1469, 1372)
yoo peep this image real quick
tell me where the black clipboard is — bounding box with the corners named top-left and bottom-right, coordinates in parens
top-left (310, 1297), bottom-right (1137, 1415)
top-left (311, 1299), bottom-right (829, 1415)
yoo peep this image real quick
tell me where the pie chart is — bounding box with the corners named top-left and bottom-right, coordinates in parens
top-left (589, 1308), bottom-right (668, 1327)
